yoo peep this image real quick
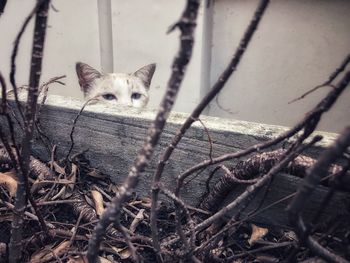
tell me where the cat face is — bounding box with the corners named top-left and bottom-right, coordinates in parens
top-left (76, 62), bottom-right (156, 108)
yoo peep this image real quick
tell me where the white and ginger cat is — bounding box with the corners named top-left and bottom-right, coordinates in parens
top-left (76, 62), bottom-right (156, 108)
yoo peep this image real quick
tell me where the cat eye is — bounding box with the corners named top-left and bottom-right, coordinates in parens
top-left (131, 92), bottom-right (142, 100)
top-left (102, 93), bottom-right (117, 101)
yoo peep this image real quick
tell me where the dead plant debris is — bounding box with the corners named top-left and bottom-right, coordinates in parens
top-left (0, 148), bottom-right (349, 262)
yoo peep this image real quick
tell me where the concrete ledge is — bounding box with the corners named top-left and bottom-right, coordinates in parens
top-left (1, 95), bottom-right (346, 227)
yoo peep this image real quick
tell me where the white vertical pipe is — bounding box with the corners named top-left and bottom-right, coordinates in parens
top-left (200, 0), bottom-right (214, 115)
top-left (97, 0), bottom-right (114, 72)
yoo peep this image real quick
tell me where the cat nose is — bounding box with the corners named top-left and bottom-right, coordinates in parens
top-left (118, 99), bottom-right (133, 107)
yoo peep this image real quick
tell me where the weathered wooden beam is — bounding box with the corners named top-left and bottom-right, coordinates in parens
top-left (1, 95), bottom-right (347, 227)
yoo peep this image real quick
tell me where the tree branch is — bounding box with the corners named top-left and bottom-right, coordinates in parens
top-left (289, 54), bottom-right (350, 104)
top-left (150, 0), bottom-right (271, 253)
top-left (9, 0), bottom-right (47, 124)
top-left (287, 127), bottom-right (350, 263)
top-left (9, 1), bottom-right (51, 262)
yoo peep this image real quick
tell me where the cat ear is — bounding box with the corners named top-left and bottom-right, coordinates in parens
top-left (133, 63), bottom-right (156, 88)
top-left (76, 62), bottom-right (102, 93)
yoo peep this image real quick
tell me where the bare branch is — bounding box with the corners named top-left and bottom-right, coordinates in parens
top-left (9, 1), bottom-right (51, 261)
top-left (151, 0), bottom-right (271, 251)
top-left (0, 72), bottom-right (22, 166)
top-left (289, 126), bottom-right (350, 217)
top-left (9, 0), bottom-right (47, 124)
top-left (289, 54), bottom-right (350, 104)
top-left (305, 233), bottom-right (349, 263)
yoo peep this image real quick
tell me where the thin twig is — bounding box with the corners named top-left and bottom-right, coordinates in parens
top-left (226, 241), bottom-right (293, 261)
top-left (65, 97), bottom-right (98, 161)
top-left (159, 185), bottom-right (196, 259)
top-left (37, 75), bottom-right (66, 115)
top-left (68, 211), bottom-right (84, 248)
top-left (35, 75), bottom-right (66, 154)
top-left (0, 200), bottom-right (55, 229)
top-left (289, 54), bottom-right (350, 104)
top-left (196, 118), bottom-right (213, 162)
top-left (0, 72), bottom-right (7, 113)
top-left (115, 223), bottom-right (141, 263)
top-left (304, 234), bottom-right (349, 263)
top-left (215, 91), bottom-right (239, 115)
top-left (0, 72), bottom-right (23, 173)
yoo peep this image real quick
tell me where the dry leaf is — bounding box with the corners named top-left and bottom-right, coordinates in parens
top-left (0, 171), bottom-right (18, 197)
top-left (130, 209), bottom-right (145, 233)
top-left (130, 197), bottom-right (152, 209)
top-left (5, 170), bottom-right (16, 180)
top-left (0, 242), bottom-right (6, 256)
top-left (140, 197), bottom-right (152, 208)
top-left (99, 257), bottom-right (114, 263)
top-left (51, 161), bottom-right (66, 175)
top-left (30, 240), bottom-right (69, 263)
top-left (284, 230), bottom-right (297, 241)
top-left (129, 200), bottom-right (142, 206)
top-left (31, 179), bottom-right (55, 193)
top-left (248, 224), bottom-right (268, 245)
top-left (91, 189), bottom-right (105, 216)
top-left (84, 194), bottom-right (95, 207)
top-left (67, 255), bottom-right (87, 263)
top-left (108, 184), bottom-right (119, 195)
top-left (0, 214), bottom-right (13, 222)
top-left (51, 184), bottom-right (68, 200)
top-left (118, 248), bottom-right (132, 260)
top-left (51, 165), bottom-right (77, 200)
top-left (87, 168), bottom-right (105, 179)
top-left (67, 163), bottom-right (78, 191)
top-left (210, 247), bottom-right (224, 257)
top-left (67, 255), bottom-right (113, 263)
top-left (69, 163), bottom-right (78, 180)
top-left (111, 246), bottom-right (131, 260)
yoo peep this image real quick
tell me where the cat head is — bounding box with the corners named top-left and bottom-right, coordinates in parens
top-left (76, 62), bottom-right (156, 108)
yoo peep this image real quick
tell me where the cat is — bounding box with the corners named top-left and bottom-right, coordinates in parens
top-left (76, 62), bottom-right (156, 108)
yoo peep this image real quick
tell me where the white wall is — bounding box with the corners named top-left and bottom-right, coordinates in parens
top-left (0, 0), bottom-right (36, 89)
top-left (0, 1), bottom-right (349, 133)
top-left (0, 0), bottom-right (101, 99)
top-left (208, 0), bottom-right (350, 133)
